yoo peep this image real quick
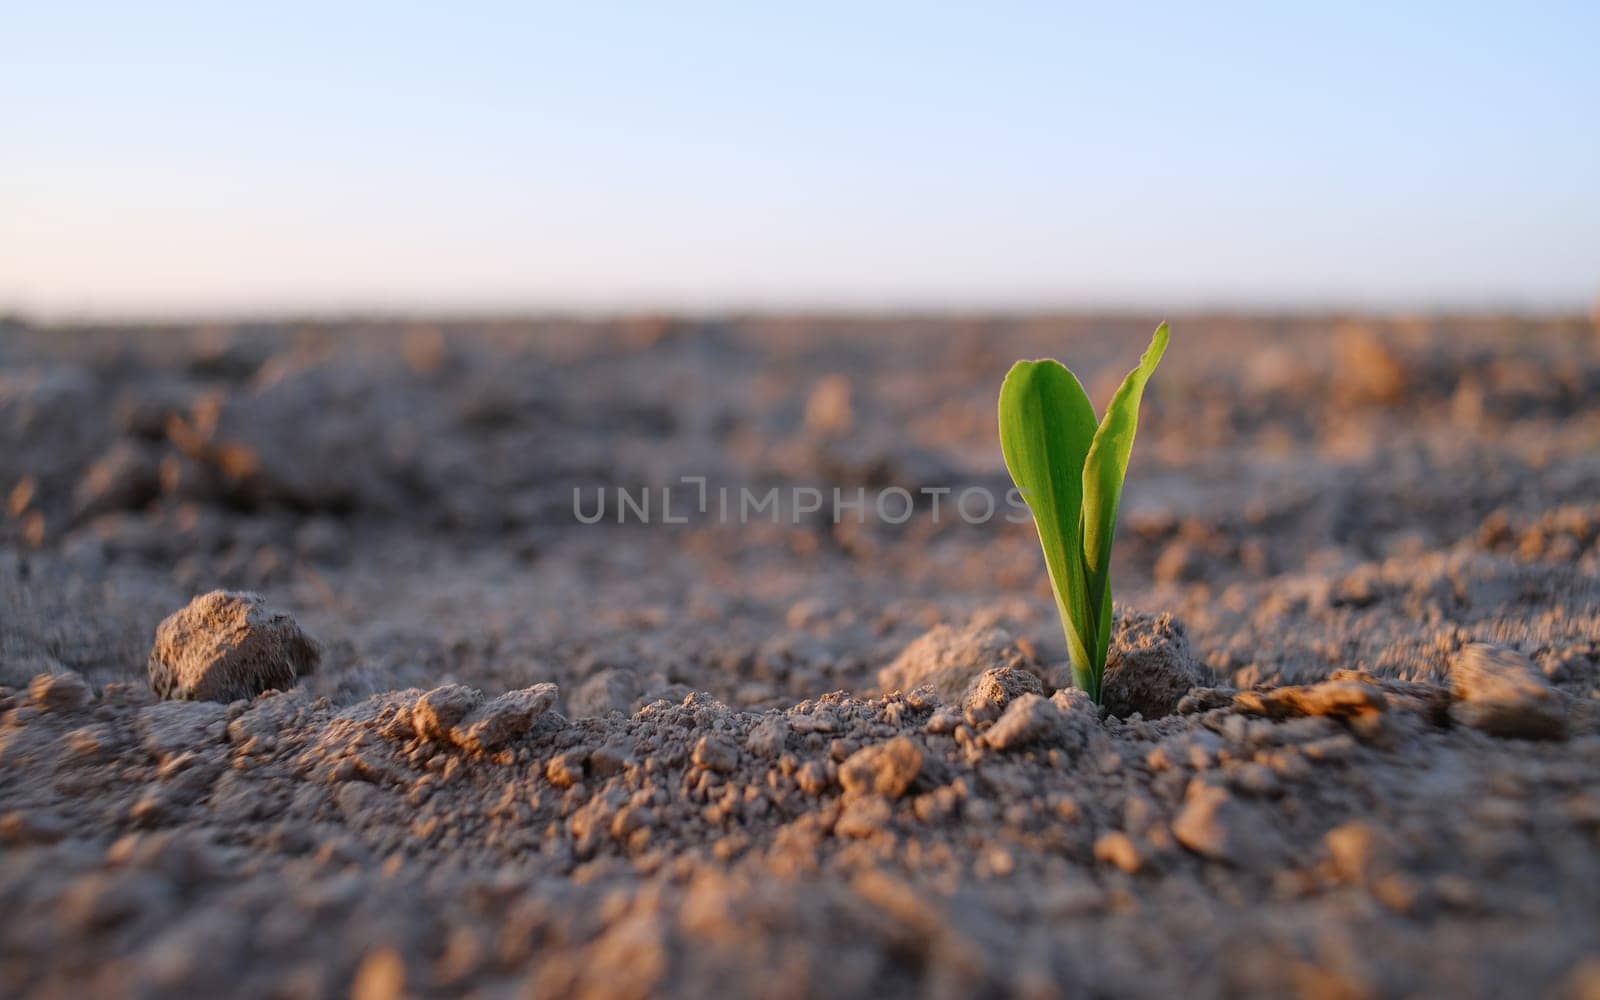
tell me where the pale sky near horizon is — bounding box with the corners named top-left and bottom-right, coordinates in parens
top-left (3, 3), bottom-right (1596, 318)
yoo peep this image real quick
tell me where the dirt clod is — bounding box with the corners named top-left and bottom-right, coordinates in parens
top-left (1102, 610), bottom-right (1206, 719)
top-left (1450, 643), bottom-right (1569, 740)
top-left (147, 591), bottom-right (320, 702)
top-left (838, 736), bottom-right (924, 798)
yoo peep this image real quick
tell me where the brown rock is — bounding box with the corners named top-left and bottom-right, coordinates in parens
top-left (411, 684), bottom-right (483, 743)
top-left (148, 591), bottom-right (319, 702)
top-left (1172, 780), bottom-right (1270, 864)
top-left (451, 684), bottom-right (558, 752)
top-left (1094, 832), bottom-right (1146, 873)
top-left (1449, 643), bottom-right (1568, 740)
top-left (878, 623), bottom-right (1038, 701)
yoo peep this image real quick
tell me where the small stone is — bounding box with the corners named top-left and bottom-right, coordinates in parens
top-left (148, 591), bottom-right (319, 702)
top-left (983, 693), bottom-right (1063, 751)
top-left (450, 684), bottom-right (557, 752)
top-left (878, 623), bottom-right (1039, 701)
top-left (28, 671), bottom-right (92, 713)
top-left (1094, 831), bottom-right (1146, 874)
top-left (545, 750), bottom-right (586, 788)
top-left (411, 685), bottom-right (482, 743)
top-left (692, 736), bottom-right (738, 773)
top-left (838, 737), bottom-right (924, 799)
top-left (1172, 780), bottom-right (1264, 864)
top-left (1235, 680), bottom-right (1387, 722)
top-left (1449, 643), bottom-right (1568, 740)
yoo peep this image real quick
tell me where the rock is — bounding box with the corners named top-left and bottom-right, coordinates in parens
top-left (1235, 680), bottom-right (1388, 722)
top-left (148, 591), bottom-right (320, 702)
top-left (1102, 610), bottom-right (1205, 719)
top-left (411, 685), bottom-right (483, 743)
top-left (962, 666), bottom-right (1045, 724)
top-left (838, 737), bottom-right (923, 799)
top-left (692, 735), bottom-right (738, 773)
top-left (983, 694), bottom-right (1063, 751)
top-left (137, 701), bottom-right (229, 760)
top-left (568, 669), bottom-right (640, 718)
top-left (28, 671), bottom-right (92, 713)
top-left (546, 750), bottom-right (586, 788)
top-left (1449, 643), bottom-right (1568, 740)
top-left (1093, 832), bottom-right (1146, 874)
top-left (878, 623), bottom-right (1038, 702)
top-left (451, 684), bottom-right (558, 752)
top-left (1171, 780), bottom-right (1269, 865)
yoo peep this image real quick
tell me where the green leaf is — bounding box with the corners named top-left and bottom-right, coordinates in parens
top-left (1080, 323), bottom-right (1169, 699)
top-left (998, 358), bottom-right (1100, 688)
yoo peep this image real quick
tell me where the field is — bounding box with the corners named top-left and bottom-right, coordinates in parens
top-left (2, 314), bottom-right (1598, 998)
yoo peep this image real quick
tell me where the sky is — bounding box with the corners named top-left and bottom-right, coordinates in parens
top-left (3, 2), bottom-right (1597, 318)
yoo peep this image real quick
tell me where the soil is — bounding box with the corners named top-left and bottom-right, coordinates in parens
top-left (2, 313), bottom-right (1598, 998)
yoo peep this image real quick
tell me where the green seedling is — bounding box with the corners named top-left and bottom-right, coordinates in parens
top-left (998, 323), bottom-right (1169, 704)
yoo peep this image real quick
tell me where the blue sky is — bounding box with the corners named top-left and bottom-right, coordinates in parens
top-left (3, 2), bottom-right (1596, 317)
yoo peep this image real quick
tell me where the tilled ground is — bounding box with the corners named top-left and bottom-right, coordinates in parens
top-left (1, 315), bottom-right (1598, 998)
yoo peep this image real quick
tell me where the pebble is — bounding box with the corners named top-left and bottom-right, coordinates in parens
top-left (1171, 780), bottom-right (1265, 864)
top-left (1449, 643), bottom-right (1568, 740)
top-left (148, 591), bottom-right (320, 702)
top-left (1093, 832), bottom-right (1146, 874)
top-left (451, 685), bottom-right (558, 753)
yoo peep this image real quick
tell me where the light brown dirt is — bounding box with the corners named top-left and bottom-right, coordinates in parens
top-left (1, 314), bottom-right (1598, 998)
